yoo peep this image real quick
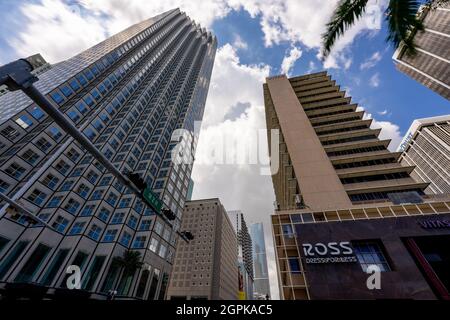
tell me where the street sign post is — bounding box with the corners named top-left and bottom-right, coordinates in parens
top-left (143, 187), bottom-right (163, 213)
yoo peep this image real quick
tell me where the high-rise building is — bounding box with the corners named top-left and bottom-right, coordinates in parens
top-left (0, 53), bottom-right (52, 97)
top-left (228, 210), bottom-right (254, 300)
top-left (398, 115), bottom-right (450, 195)
top-left (392, 3), bottom-right (450, 100)
top-left (265, 72), bottom-right (450, 300)
top-left (166, 198), bottom-right (238, 300)
top-left (186, 178), bottom-right (194, 201)
top-left (0, 8), bottom-right (216, 300)
top-left (249, 223), bottom-right (270, 300)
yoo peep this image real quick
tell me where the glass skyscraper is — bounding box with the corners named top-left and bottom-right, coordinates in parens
top-left (249, 223), bottom-right (270, 299)
top-left (0, 8), bottom-right (216, 300)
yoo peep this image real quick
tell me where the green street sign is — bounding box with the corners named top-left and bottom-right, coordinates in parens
top-left (143, 187), bottom-right (163, 213)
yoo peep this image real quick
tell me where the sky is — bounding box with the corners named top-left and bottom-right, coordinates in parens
top-left (0, 0), bottom-right (449, 299)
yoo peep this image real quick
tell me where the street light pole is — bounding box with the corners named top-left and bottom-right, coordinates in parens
top-left (0, 59), bottom-right (191, 242)
top-left (0, 192), bottom-right (52, 228)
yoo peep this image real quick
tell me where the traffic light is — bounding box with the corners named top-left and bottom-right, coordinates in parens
top-left (6, 207), bottom-right (21, 220)
top-left (127, 172), bottom-right (147, 191)
top-left (181, 231), bottom-right (194, 241)
top-left (161, 208), bottom-right (176, 221)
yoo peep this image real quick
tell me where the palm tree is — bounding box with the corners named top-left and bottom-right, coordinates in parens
top-left (111, 250), bottom-right (144, 296)
top-left (321, 0), bottom-right (449, 58)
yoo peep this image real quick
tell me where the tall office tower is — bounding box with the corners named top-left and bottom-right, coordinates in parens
top-left (265, 72), bottom-right (450, 300)
top-left (167, 198), bottom-right (238, 300)
top-left (0, 54), bottom-right (52, 97)
top-left (228, 210), bottom-right (254, 300)
top-left (0, 8), bottom-right (216, 300)
top-left (398, 115), bottom-right (450, 195)
top-left (392, 4), bottom-right (450, 100)
top-left (186, 178), bottom-right (194, 201)
top-left (249, 223), bottom-right (270, 300)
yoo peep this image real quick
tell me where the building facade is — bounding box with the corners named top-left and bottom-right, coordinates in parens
top-left (249, 222), bottom-right (270, 300)
top-left (228, 210), bottom-right (254, 300)
top-left (398, 115), bottom-right (450, 195)
top-left (264, 72), bottom-right (450, 300)
top-left (0, 8), bottom-right (216, 300)
top-left (167, 198), bottom-right (238, 300)
top-left (392, 3), bottom-right (450, 100)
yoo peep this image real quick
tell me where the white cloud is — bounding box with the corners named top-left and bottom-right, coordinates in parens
top-left (377, 109), bottom-right (388, 116)
top-left (280, 45), bottom-right (302, 75)
top-left (369, 72), bottom-right (380, 87)
top-left (371, 119), bottom-right (403, 151)
top-left (233, 34), bottom-right (248, 50)
top-left (202, 44), bottom-right (270, 127)
top-left (7, 0), bottom-right (107, 63)
top-left (307, 61), bottom-right (317, 73)
top-left (5, 0), bottom-right (386, 70)
top-left (361, 108), bottom-right (403, 151)
top-left (360, 51), bottom-right (382, 70)
top-left (192, 44), bottom-right (281, 298)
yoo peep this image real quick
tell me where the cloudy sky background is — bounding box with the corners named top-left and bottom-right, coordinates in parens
top-left (0, 0), bottom-right (449, 299)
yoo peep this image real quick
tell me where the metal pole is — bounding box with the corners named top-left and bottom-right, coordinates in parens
top-left (0, 192), bottom-right (52, 228)
top-left (0, 59), bottom-right (189, 242)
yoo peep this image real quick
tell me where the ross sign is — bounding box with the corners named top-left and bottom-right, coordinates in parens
top-left (143, 187), bottom-right (163, 213)
top-left (418, 219), bottom-right (450, 229)
top-left (302, 241), bottom-right (357, 264)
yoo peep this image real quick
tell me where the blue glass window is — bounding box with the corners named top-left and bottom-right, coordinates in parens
top-left (84, 69), bottom-right (94, 81)
top-left (91, 89), bottom-right (101, 101)
top-left (119, 232), bottom-right (131, 247)
top-left (102, 229), bottom-right (117, 242)
top-left (288, 258), bottom-right (301, 274)
top-left (106, 193), bottom-right (118, 206)
top-left (60, 85), bottom-right (74, 98)
top-left (127, 215), bottom-right (137, 229)
top-left (97, 84), bottom-right (107, 95)
top-left (48, 196), bottom-right (62, 207)
top-left (80, 204), bottom-right (95, 217)
top-left (111, 212), bottom-right (125, 224)
top-left (30, 106), bottom-right (45, 120)
top-left (139, 220), bottom-right (151, 231)
top-left (76, 101), bottom-right (88, 114)
top-left (69, 222), bottom-right (86, 235)
top-left (132, 236), bottom-right (146, 249)
top-left (67, 110), bottom-right (80, 122)
top-left (353, 241), bottom-right (391, 272)
top-left (91, 65), bottom-right (100, 76)
top-left (87, 225), bottom-right (102, 240)
top-left (64, 199), bottom-right (80, 214)
top-left (52, 216), bottom-right (69, 233)
top-left (50, 91), bottom-right (64, 105)
top-left (97, 208), bottom-right (110, 222)
top-left (76, 74), bottom-right (88, 86)
top-left (91, 190), bottom-right (104, 200)
top-left (83, 95), bottom-right (95, 107)
top-left (15, 115), bottom-right (33, 129)
top-left (60, 180), bottom-right (74, 191)
top-left (69, 79), bottom-right (81, 91)
top-left (48, 127), bottom-right (62, 141)
top-left (83, 128), bottom-right (96, 141)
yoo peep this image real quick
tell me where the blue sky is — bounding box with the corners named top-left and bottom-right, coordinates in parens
top-left (0, 0), bottom-right (449, 299)
top-left (212, 8), bottom-right (449, 140)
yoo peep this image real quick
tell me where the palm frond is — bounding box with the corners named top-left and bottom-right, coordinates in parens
top-left (112, 250), bottom-right (143, 273)
top-left (321, 0), bottom-right (369, 59)
top-left (386, 0), bottom-right (424, 54)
